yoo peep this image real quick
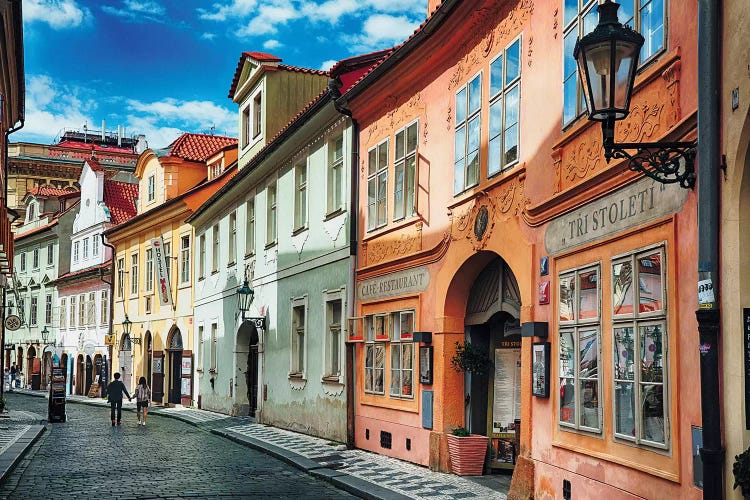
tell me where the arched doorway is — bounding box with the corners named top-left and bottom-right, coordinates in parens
top-left (236, 321), bottom-right (260, 417)
top-left (144, 331), bottom-right (153, 387)
top-left (76, 354), bottom-right (84, 395)
top-left (166, 327), bottom-right (183, 405)
top-left (16, 346), bottom-right (23, 374)
top-left (85, 355), bottom-right (93, 395)
top-left (119, 334), bottom-right (133, 393)
top-left (42, 348), bottom-right (53, 390)
top-left (27, 346), bottom-right (39, 389)
top-left (94, 354), bottom-right (103, 396)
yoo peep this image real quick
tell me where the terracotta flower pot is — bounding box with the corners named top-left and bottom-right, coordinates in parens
top-left (447, 433), bottom-right (488, 476)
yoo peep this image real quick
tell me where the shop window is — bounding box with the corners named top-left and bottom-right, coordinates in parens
top-left (364, 314), bottom-right (386, 395)
top-left (390, 310), bottom-right (415, 398)
top-left (393, 121), bottom-right (418, 221)
top-left (488, 37), bottom-right (521, 176)
top-left (612, 246), bottom-right (668, 448)
top-left (558, 264), bottom-right (602, 433)
top-left (291, 297), bottom-right (307, 376)
top-left (367, 139), bottom-right (389, 231)
top-left (454, 72), bottom-right (481, 194)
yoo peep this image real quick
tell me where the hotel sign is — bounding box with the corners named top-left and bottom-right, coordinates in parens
top-left (544, 178), bottom-right (688, 255)
top-left (358, 266), bottom-right (430, 301)
top-left (151, 237), bottom-right (173, 307)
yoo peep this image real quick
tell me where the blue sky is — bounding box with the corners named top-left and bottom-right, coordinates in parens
top-left (16, 0), bottom-right (426, 149)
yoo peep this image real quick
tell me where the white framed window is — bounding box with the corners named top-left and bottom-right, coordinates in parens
top-left (45, 294), bottom-right (52, 325)
top-left (100, 290), bottom-right (109, 326)
top-left (612, 246), bottom-right (668, 448)
top-left (145, 248), bottom-right (154, 292)
top-left (266, 182), bottom-right (277, 246)
top-left (69, 296), bottom-right (76, 328)
top-left (229, 212), bottom-right (237, 264)
top-left (291, 297), bottom-right (307, 376)
top-left (364, 314), bottom-right (387, 395)
top-left (147, 174), bottom-right (156, 202)
top-left (245, 199), bottom-right (255, 257)
top-left (390, 310), bottom-right (415, 398)
top-left (33, 248), bottom-right (40, 269)
top-left (93, 235), bottom-right (100, 257)
top-left (117, 257), bottom-right (125, 298)
top-left (20, 252), bottom-right (26, 272)
top-left (130, 253), bottom-right (139, 296)
top-left (323, 291), bottom-right (344, 380)
top-left (488, 37), bottom-right (521, 176)
top-left (210, 322), bottom-right (218, 372)
top-left (59, 297), bottom-right (67, 329)
top-left (242, 106), bottom-right (251, 148)
top-left (197, 324), bottom-right (204, 371)
top-left (73, 242), bottom-right (80, 263)
top-left (294, 159), bottom-right (308, 231)
top-left (87, 292), bottom-right (95, 325)
top-left (78, 293), bottom-right (86, 326)
top-left (253, 91), bottom-right (262, 138)
top-left (30, 296), bottom-right (38, 326)
top-left (199, 233), bottom-right (206, 279)
top-left (393, 121), bottom-right (418, 221)
top-left (145, 296), bottom-right (152, 314)
top-left (180, 235), bottom-right (191, 284)
top-left (83, 237), bottom-right (89, 259)
top-left (562, 0), bottom-right (665, 126)
top-left (454, 72), bottom-right (482, 194)
top-left (212, 224), bottom-right (220, 272)
top-left (559, 264), bottom-right (602, 433)
top-left (47, 243), bottom-right (54, 266)
top-left (367, 139), bottom-right (389, 231)
top-left (327, 132), bottom-right (344, 214)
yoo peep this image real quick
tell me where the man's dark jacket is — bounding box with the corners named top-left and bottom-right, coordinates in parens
top-left (107, 380), bottom-right (130, 402)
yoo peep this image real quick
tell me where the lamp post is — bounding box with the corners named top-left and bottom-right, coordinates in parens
top-left (41, 326), bottom-right (50, 345)
top-left (236, 280), bottom-right (254, 322)
top-left (573, 0), bottom-right (697, 189)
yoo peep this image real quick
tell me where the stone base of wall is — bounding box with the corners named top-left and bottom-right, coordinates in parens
top-left (508, 455), bottom-right (534, 500)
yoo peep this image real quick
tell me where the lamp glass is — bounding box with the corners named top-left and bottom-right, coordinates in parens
top-left (122, 316), bottom-right (132, 335)
top-left (237, 280), bottom-right (254, 313)
top-left (41, 326), bottom-right (49, 343)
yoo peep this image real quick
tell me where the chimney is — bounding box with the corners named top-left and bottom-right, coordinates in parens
top-left (101, 119), bottom-right (106, 141)
top-left (117, 125), bottom-right (122, 147)
top-left (428, 0), bottom-right (441, 16)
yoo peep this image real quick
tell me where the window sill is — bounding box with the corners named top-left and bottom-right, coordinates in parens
top-left (198, 277), bottom-right (205, 282)
top-left (288, 372), bottom-right (305, 380)
top-left (227, 261), bottom-right (236, 268)
top-left (291, 226), bottom-right (307, 237)
top-left (208, 369), bottom-right (217, 374)
top-left (264, 242), bottom-right (277, 250)
top-left (321, 375), bottom-right (341, 384)
top-left (324, 208), bottom-right (345, 221)
top-left (211, 270), bottom-right (219, 276)
top-left (244, 253), bottom-right (255, 260)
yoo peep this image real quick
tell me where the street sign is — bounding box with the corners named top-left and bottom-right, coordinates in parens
top-left (104, 334), bottom-right (116, 346)
top-left (84, 342), bottom-right (96, 356)
top-left (4, 315), bottom-right (21, 331)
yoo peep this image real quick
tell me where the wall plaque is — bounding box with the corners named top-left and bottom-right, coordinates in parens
top-left (357, 266), bottom-right (430, 301)
top-left (544, 177), bottom-right (688, 255)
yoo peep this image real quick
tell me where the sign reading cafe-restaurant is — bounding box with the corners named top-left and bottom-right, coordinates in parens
top-left (358, 266), bottom-right (430, 301)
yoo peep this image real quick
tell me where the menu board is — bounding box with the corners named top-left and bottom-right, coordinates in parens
top-left (493, 348), bottom-right (521, 433)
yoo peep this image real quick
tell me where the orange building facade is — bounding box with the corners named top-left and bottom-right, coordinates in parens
top-left (340, 0), bottom-right (702, 497)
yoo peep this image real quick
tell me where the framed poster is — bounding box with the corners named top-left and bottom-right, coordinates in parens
top-left (532, 342), bottom-right (550, 398)
top-left (419, 346), bottom-right (433, 385)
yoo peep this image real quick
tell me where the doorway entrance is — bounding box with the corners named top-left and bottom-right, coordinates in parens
top-left (76, 354), bottom-right (84, 394)
top-left (119, 334), bottom-right (133, 393)
top-left (167, 328), bottom-right (183, 405)
top-left (235, 321), bottom-right (260, 417)
top-left (85, 355), bottom-right (93, 395)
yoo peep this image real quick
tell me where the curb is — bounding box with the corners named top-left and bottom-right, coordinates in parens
top-left (0, 425), bottom-right (46, 484)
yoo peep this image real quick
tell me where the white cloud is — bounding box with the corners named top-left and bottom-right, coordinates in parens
top-left (198, 0), bottom-right (257, 22)
top-left (101, 0), bottom-right (166, 22)
top-left (343, 14), bottom-right (420, 53)
top-left (319, 59), bottom-right (336, 71)
top-left (201, 32), bottom-right (217, 40)
top-left (263, 39), bottom-right (282, 49)
top-left (237, 1), bottom-right (298, 36)
top-left (23, 0), bottom-right (91, 29)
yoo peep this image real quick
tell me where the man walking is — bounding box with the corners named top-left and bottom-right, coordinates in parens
top-left (106, 372), bottom-right (131, 426)
top-left (9, 363), bottom-right (16, 392)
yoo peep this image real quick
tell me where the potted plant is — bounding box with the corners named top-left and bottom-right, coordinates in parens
top-left (447, 426), bottom-right (488, 476)
top-left (451, 341), bottom-right (493, 376)
top-left (733, 446), bottom-right (750, 499)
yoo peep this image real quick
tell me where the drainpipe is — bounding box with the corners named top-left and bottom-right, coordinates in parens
top-left (101, 234), bottom-right (116, 397)
top-left (331, 78), bottom-right (358, 449)
top-left (696, 0), bottom-right (723, 498)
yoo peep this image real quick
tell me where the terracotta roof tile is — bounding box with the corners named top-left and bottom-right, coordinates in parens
top-left (277, 63), bottom-right (329, 76)
top-left (167, 133), bottom-right (237, 163)
top-left (53, 261), bottom-right (110, 283)
top-left (103, 180), bottom-right (138, 225)
top-left (56, 140), bottom-right (135, 154)
top-left (228, 52), bottom-right (327, 99)
top-left (26, 185), bottom-right (78, 198)
top-left (86, 156), bottom-right (105, 172)
top-left (245, 51), bottom-right (282, 62)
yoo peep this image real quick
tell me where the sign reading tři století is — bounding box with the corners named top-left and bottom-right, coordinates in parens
top-left (358, 266), bottom-right (430, 301)
top-left (544, 177), bottom-right (689, 255)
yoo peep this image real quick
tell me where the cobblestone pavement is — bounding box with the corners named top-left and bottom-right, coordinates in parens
top-left (0, 393), bottom-right (355, 500)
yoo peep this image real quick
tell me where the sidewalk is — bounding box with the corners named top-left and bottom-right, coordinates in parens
top-left (0, 402), bottom-right (46, 484)
top-left (11, 389), bottom-right (509, 499)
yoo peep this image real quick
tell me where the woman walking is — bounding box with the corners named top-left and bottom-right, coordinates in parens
top-left (134, 376), bottom-right (151, 426)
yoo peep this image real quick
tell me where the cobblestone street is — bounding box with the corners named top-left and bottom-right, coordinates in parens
top-left (0, 394), bottom-right (355, 499)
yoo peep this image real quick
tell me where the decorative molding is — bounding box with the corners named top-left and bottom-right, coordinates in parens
top-left (553, 8), bottom-right (559, 39)
top-left (321, 380), bottom-right (345, 397)
top-left (289, 376), bottom-right (307, 391)
top-left (290, 229), bottom-right (308, 257)
top-left (264, 246), bottom-right (278, 265)
top-left (322, 211), bottom-right (347, 243)
top-left (366, 93), bottom-right (425, 148)
top-left (527, 35), bottom-right (533, 67)
top-left (366, 230), bottom-right (422, 267)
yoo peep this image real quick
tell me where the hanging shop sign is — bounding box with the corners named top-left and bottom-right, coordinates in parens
top-left (357, 266), bottom-right (430, 301)
top-left (151, 237), bottom-right (173, 307)
top-left (544, 177), bottom-right (688, 255)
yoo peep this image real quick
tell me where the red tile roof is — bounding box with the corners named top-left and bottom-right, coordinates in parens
top-left (56, 140), bottom-right (135, 154)
top-left (228, 52), bottom-right (328, 99)
top-left (167, 133), bottom-right (238, 163)
top-left (53, 261), bottom-right (110, 284)
top-left (14, 220), bottom-right (58, 240)
top-left (86, 156), bottom-right (105, 172)
top-left (103, 180), bottom-right (138, 225)
top-left (245, 51), bottom-right (282, 62)
top-left (26, 185), bottom-right (78, 198)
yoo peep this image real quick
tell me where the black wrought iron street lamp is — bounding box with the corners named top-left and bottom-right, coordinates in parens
top-left (122, 315), bottom-right (132, 336)
top-left (41, 326), bottom-right (50, 345)
top-left (237, 280), bottom-right (254, 321)
top-left (574, 0), bottom-right (697, 188)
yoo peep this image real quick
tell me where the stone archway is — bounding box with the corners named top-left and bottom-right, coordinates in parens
top-left (166, 326), bottom-right (183, 405)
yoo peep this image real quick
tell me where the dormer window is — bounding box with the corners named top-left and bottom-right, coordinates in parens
top-left (253, 92), bottom-right (262, 139)
top-left (209, 161), bottom-right (223, 180)
top-left (242, 107), bottom-right (251, 148)
top-left (147, 175), bottom-right (156, 202)
top-left (28, 203), bottom-right (35, 221)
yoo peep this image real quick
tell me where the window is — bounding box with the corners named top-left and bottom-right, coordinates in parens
top-left (83, 237), bottom-right (89, 259)
top-left (47, 243), bottom-right (54, 266)
top-left (454, 73), bottom-right (481, 194)
top-left (612, 247), bottom-right (667, 448)
top-left (562, 0), bottom-right (664, 126)
top-left (69, 296), bottom-right (76, 328)
top-left (559, 265), bottom-right (601, 433)
top-left (242, 106), bottom-right (251, 148)
top-left (60, 297), bottom-right (67, 329)
top-left (294, 160), bottom-right (307, 230)
top-left (130, 253), bottom-right (139, 296)
top-left (101, 290), bottom-right (109, 326)
top-left (210, 323), bottom-right (218, 372)
top-left (266, 183), bottom-right (277, 246)
top-left (117, 258), bottom-right (125, 298)
top-left (73, 241), bottom-right (80, 263)
top-left (87, 292), bottom-right (95, 325)
top-left (364, 314), bottom-right (386, 395)
top-left (93, 235), bottom-right (100, 257)
top-left (78, 294), bottom-right (86, 326)
top-left (367, 140), bottom-right (389, 230)
top-left (30, 296), bottom-right (38, 326)
top-left (20, 252), bottom-right (26, 272)
top-left (209, 161), bottom-right (222, 180)
top-left (33, 248), bottom-right (40, 269)
top-left (228, 212), bottom-right (237, 264)
top-left (327, 133), bottom-right (344, 214)
top-left (197, 325), bottom-right (204, 371)
top-left (18, 298), bottom-right (25, 323)
top-left (245, 200), bottom-right (255, 257)
top-left (488, 37), bottom-right (521, 176)
top-left (393, 121), bottom-right (418, 221)
top-left (147, 175), bottom-right (155, 202)
top-left (28, 203), bottom-right (35, 220)
top-left (180, 236), bottom-right (190, 284)
top-left (325, 297), bottom-right (343, 379)
top-left (45, 294), bottom-right (52, 325)
top-left (253, 92), bottom-right (262, 138)
top-left (199, 234), bottom-right (206, 279)
top-left (145, 248), bottom-right (154, 292)
top-left (212, 224), bottom-right (220, 272)
top-left (291, 298), bottom-right (307, 375)
top-left (390, 310), bottom-right (415, 398)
